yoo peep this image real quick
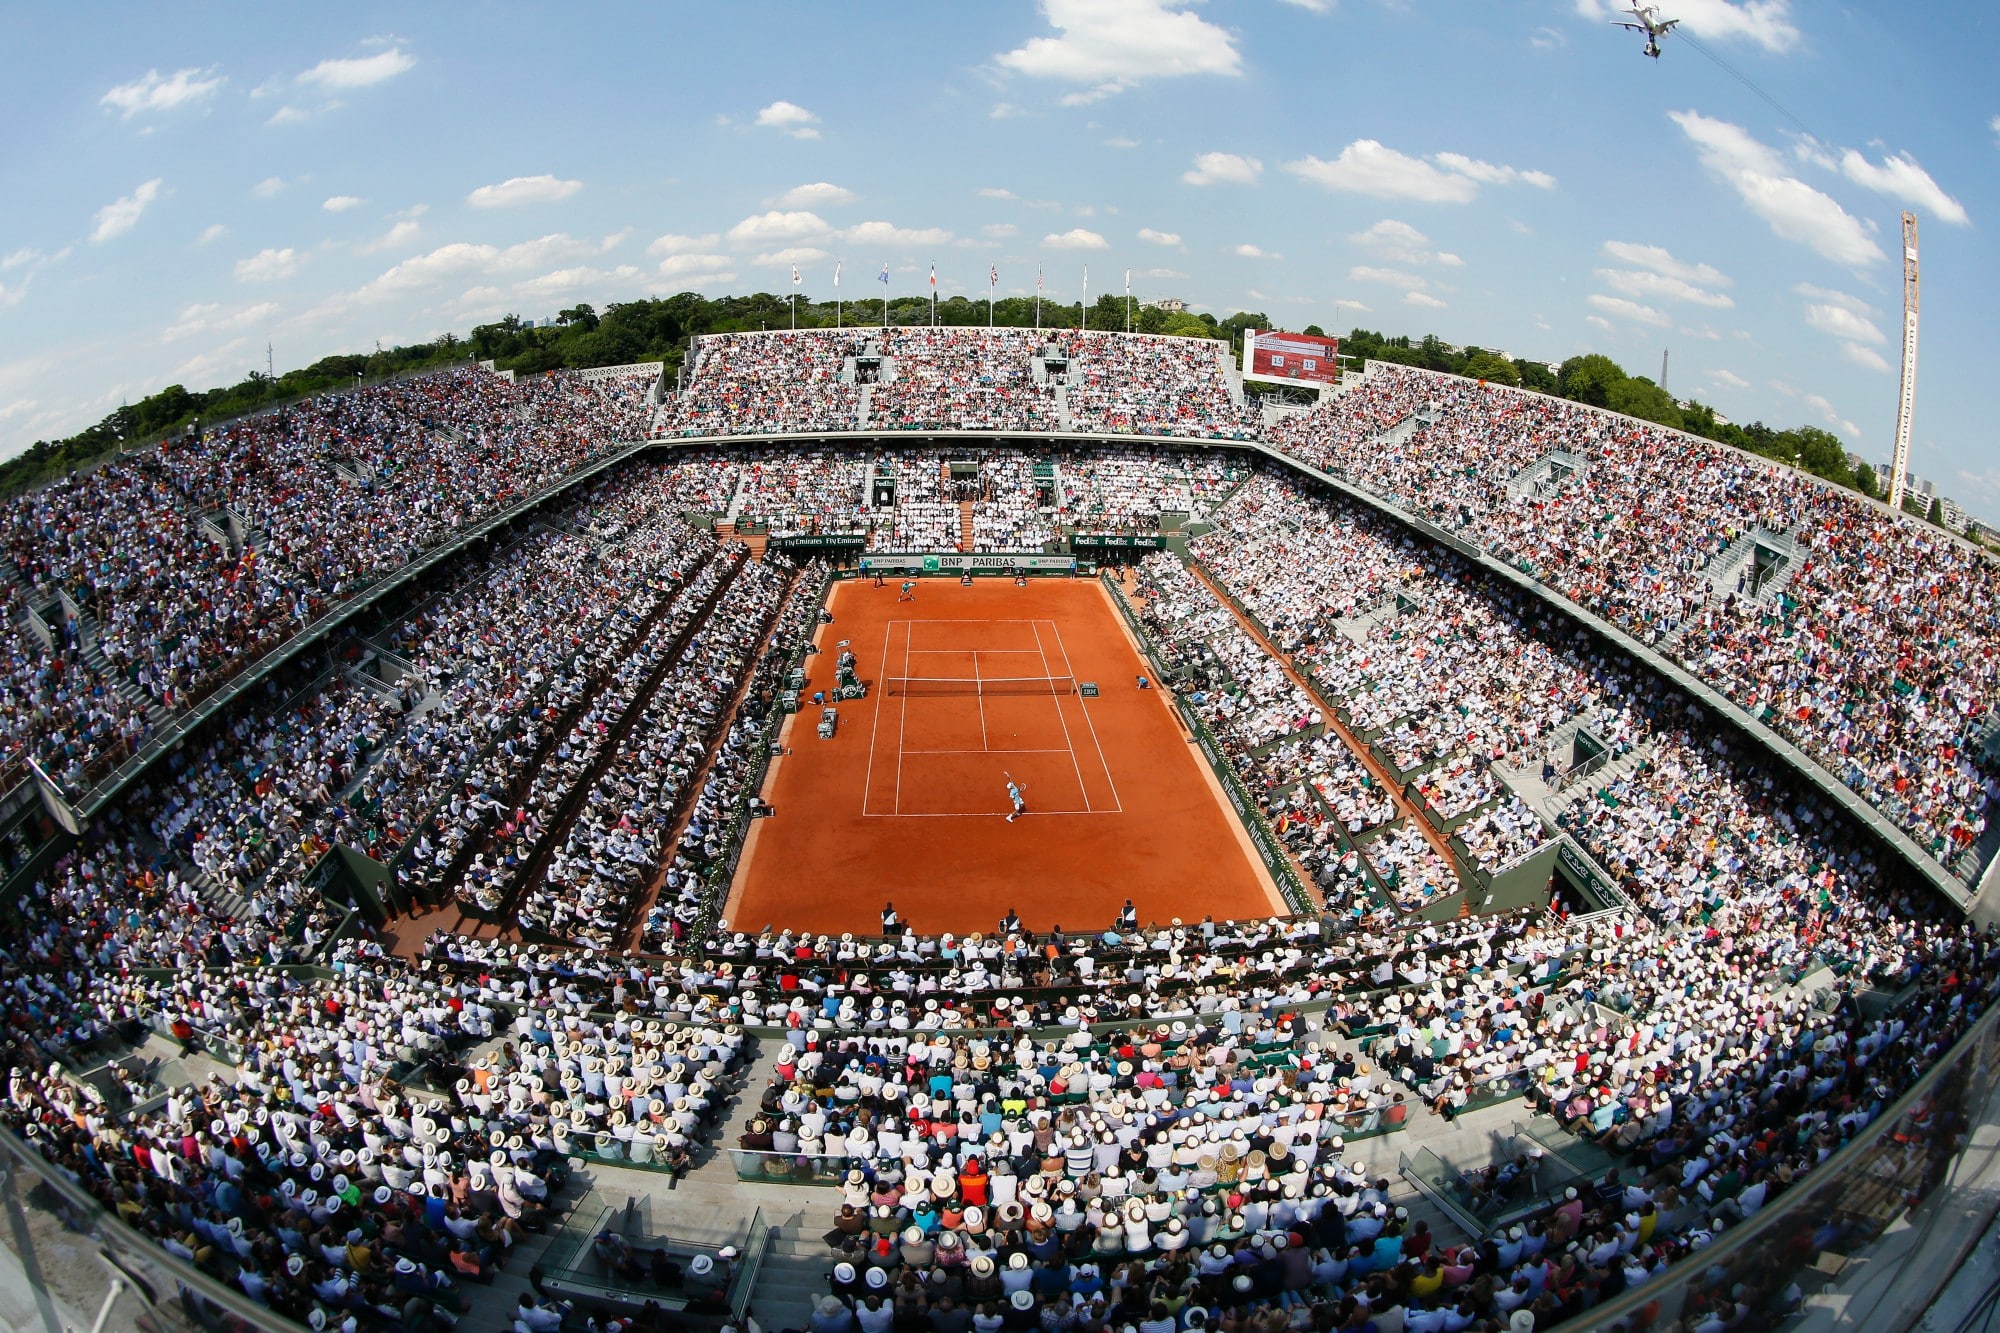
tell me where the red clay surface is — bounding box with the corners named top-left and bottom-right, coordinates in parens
top-left (726, 578), bottom-right (1280, 936)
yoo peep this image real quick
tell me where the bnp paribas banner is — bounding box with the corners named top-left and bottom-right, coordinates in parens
top-left (859, 552), bottom-right (1077, 573)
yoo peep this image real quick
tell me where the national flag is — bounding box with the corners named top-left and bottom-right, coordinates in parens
top-left (989, 265), bottom-right (998, 287)
top-left (1036, 264), bottom-right (1043, 291)
top-left (1124, 269), bottom-right (1131, 295)
top-left (791, 264), bottom-right (801, 288)
top-left (928, 263), bottom-right (937, 289)
top-left (834, 261), bottom-right (843, 289)
top-left (878, 262), bottom-right (889, 286)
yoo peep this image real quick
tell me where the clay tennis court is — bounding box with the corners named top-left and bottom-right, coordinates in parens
top-left (724, 577), bottom-right (1282, 935)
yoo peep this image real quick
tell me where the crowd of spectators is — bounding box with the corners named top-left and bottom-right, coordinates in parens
top-left (668, 332), bottom-right (863, 437)
top-left (0, 367), bottom-right (653, 795)
top-left (0, 358), bottom-right (1997, 1332)
top-left (872, 330), bottom-right (1058, 433)
top-left (1062, 334), bottom-right (1261, 441)
top-left (1269, 365), bottom-right (2000, 876)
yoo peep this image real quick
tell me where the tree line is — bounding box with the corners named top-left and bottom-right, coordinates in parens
top-left (3, 289), bottom-right (1891, 510)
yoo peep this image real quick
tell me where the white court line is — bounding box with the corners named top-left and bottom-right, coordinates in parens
top-left (902, 748), bottom-right (1074, 755)
top-left (972, 650), bottom-right (989, 750)
top-left (861, 809), bottom-right (1110, 819)
top-left (1048, 616), bottom-right (1125, 813)
top-left (893, 619), bottom-right (912, 814)
top-left (1029, 619), bottom-right (1095, 813)
top-left (860, 616), bottom-right (894, 816)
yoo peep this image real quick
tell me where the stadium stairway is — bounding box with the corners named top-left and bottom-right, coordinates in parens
top-left (474, 552), bottom-right (748, 928)
top-left (1053, 383), bottom-right (1074, 430)
top-left (616, 565), bottom-right (803, 950)
top-left (1218, 344), bottom-right (1247, 406)
top-left (76, 624), bottom-right (169, 729)
top-left (958, 500), bottom-right (975, 551)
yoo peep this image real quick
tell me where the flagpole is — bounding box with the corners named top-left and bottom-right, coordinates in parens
top-left (1081, 266), bottom-right (1089, 331)
top-left (1036, 265), bottom-right (1042, 333)
top-left (1125, 269), bottom-right (1131, 334)
top-left (835, 261), bottom-right (843, 330)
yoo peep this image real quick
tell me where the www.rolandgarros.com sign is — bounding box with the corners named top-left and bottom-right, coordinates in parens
top-left (858, 552), bottom-right (1078, 573)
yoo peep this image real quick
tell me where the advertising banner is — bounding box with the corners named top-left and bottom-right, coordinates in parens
top-left (859, 553), bottom-right (1077, 573)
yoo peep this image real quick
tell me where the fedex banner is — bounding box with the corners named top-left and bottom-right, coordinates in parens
top-left (1245, 329), bottom-right (1341, 387)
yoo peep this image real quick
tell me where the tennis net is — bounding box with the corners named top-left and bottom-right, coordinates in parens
top-left (883, 675), bottom-right (1077, 697)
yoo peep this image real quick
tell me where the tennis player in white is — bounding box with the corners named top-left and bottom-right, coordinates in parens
top-left (1004, 777), bottom-right (1027, 823)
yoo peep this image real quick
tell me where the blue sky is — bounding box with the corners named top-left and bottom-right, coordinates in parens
top-left (2, 1), bottom-right (1994, 510)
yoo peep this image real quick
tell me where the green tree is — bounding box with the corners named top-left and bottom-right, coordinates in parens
top-left (1929, 496), bottom-right (1946, 526)
top-left (1556, 354), bottom-right (1625, 408)
top-left (1463, 351), bottom-right (1519, 386)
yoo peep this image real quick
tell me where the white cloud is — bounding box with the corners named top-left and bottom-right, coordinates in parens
top-left (1137, 267), bottom-right (1188, 279)
top-left (466, 175), bottom-right (583, 208)
top-left (1350, 219), bottom-right (1462, 268)
top-left (1839, 342), bottom-right (1892, 373)
top-left (1290, 142), bottom-right (1475, 202)
top-left (843, 220), bottom-right (955, 248)
top-left (754, 100), bottom-right (821, 139)
top-left (513, 265), bottom-right (644, 299)
top-left (1708, 368), bottom-right (1750, 390)
top-left (1044, 228), bottom-right (1109, 250)
top-left (266, 104), bottom-right (337, 127)
top-left (982, 223), bottom-right (1019, 240)
top-left (1331, 298), bottom-right (1371, 312)
top-left (1137, 227), bottom-right (1182, 246)
top-left (298, 46), bottom-right (416, 90)
top-left (648, 232), bottom-right (723, 258)
top-left (196, 224), bottom-right (228, 246)
top-left (1836, 149), bottom-right (1968, 225)
top-left (1586, 314), bottom-right (1615, 333)
top-left (234, 247), bottom-right (298, 282)
top-left (657, 253), bottom-right (736, 280)
top-left (1793, 282), bottom-right (1871, 314)
top-left (0, 248), bottom-right (69, 310)
top-left (1278, 0), bottom-right (1335, 11)
top-left (250, 176), bottom-right (287, 199)
top-left (1803, 301), bottom-right (1885, 345)
top-left (347, 234), bottom-right (602, 304)
top-left (1992, 114), bottom-right (2000, 146)
top-left (726, 211), bottom-right (832, 246)
top-left (770, 182), bottom-right (855, 208)
top-left (1348, 265), bottom-right (1427, 290)
top-left (1669, 110), bottom-right (1884, 267)
top-left (1404, 291), bottom-right (1447, 309)
top-left (1600, 241), bottom-right (1730, 288)
top-left (994, 0), bottom-right (1243, 102)
top-left (1588, 293), bottom-right (1672, 327)
top-left (357, 219), bottom-right (422, 254)
top-left (1803, 392), bottom-right (1859, 436)
top-left (754, 247), bottom-right (830, 266)
top-left (1430, 152), bottom-right (1556, 190)
top-left (90, 179), bottom-right (162, 243)
top-left (1596, 268), bottom-right (1734, 308)
top-left (161, 300), bottom-right (279, 343)
top-left (101, 67), bottom-right (224, 118)
top-left (1182, 152), bottom-right (1262, 186)
top-left (1103, 135), bottom-right (1140, 149)
top-left (1233, 243), bottom-right (1280, 259)
top-left (978, 187), bottom-right (1017, 200)
top-left (990, 102), bottom-right (1021, 119)
top-left (1288, 142), bottom-right (1555, 201)
top-left (322, 195), bottom-right (365, 213)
